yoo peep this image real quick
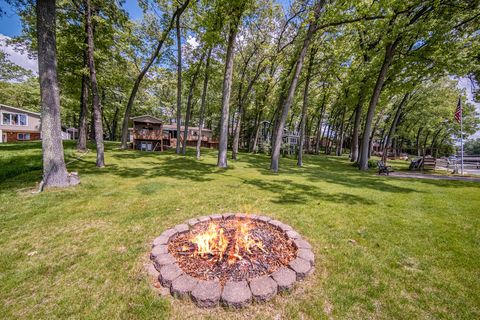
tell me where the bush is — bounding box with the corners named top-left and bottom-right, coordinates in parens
top-left (368, 159), bottom-right (378, 168)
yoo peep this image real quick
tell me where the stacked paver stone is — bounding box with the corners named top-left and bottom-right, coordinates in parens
top-left (150, 213), bottom-right (315, 308)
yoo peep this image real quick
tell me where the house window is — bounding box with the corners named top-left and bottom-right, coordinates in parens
top-left (2, 113), bottom-right (27, 126)
top-left (2, 113), bottom-right (12, 125)
top-left (19, 114), bottom-right (27, 125)
top-left (18, 133), bottom-right (30, 140)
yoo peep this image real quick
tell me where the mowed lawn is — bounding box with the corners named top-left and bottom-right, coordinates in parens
top-left (1, 141), bottom-right (479, 320)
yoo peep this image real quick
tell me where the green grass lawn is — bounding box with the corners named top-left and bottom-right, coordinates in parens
top-left (1, 141), bottom-right (479, 319)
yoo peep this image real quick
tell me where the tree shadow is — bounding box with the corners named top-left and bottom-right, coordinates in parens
top-left (70, 153), bottom-right (219, 182)
top-left (240, 178), bottom-right (376, 205)
top-left (239, 153), bottom-right (420, 194)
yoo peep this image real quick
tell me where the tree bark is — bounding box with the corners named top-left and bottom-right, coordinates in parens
top-left (120, 1), bottom-right (190, 149)
top-left (336, 106), bottom-right (346, 156)
top-left (85, 0), bottom-right (104, 167)
top-left (314, 94), bottom-right (327, 154)
top-left (350, 81), bottom-right (367, 162)
top-left (110, 106), bottom-right (119, 140)
top-left (382, 92), bottom-right (409, 162)
top-left (175, 12), bottom-right (183, 154)
top-left (217, 24), bottom-right (239, 168)
top-left (297, 47), bottom-right (315, 166)
top-left (358, 39), bottom-right (399, 170)
top-left (270, 0), bottom-right (323, 172)
top-left (196, 47), bottom-right (212, 159)
top-left (416, 127), bottom-right (423, 156)
top-left (430, 128), bottom-right (443, 156)
top-left (77, 30), bottom-right (89, 151)
top-left (232, 56), bottom-right (266, 160)
top-left (77, 72), bottom-right (89, 150)
top-left (36, 0), bottom-right (77, 187)
top-left (181, 50), bottom-right (205, 155)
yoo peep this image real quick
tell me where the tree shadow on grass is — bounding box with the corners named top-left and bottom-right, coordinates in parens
top-left (71, 154), bottom-right (219, 182)
top-left (239, 153), bottom-right (419, 194)
top-left (240, 178), bottom-right (376, 205)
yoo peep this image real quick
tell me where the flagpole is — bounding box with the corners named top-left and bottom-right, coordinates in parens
top-left (460, 98), bottom-right (464, 175)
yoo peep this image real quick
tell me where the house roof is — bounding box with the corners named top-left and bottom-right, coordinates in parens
top-left (131, 115), bottom-right (163, 124)
top-left (0, 104), bottom-right (41, 116)
top-left (162, 124), bottom-right (212, 132)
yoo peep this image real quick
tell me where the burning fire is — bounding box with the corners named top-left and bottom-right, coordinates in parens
top-left (189, 219), bottom-right (266, 264)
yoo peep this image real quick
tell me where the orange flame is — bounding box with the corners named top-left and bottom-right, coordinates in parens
top-left (190, 219), bottom-right (265, 264)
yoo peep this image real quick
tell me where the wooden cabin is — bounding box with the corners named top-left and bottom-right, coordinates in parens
top-left (130, 115), bottom-right (164, 151)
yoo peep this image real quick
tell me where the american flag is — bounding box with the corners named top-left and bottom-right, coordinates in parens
top-left (454, 97), bottom-right (462, 123)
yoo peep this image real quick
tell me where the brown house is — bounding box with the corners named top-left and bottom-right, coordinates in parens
top-left (162, 124), bottom-right (218, 149)
top-left (129, 115), bottom-right (164, 151)
top-left (129, 115), bottom-right (218, 151)
top-left (0, 104), bottom-right (41, 143)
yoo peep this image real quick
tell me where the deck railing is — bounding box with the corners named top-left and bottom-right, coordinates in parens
top-left (133, 129), bottom-right (163, 140)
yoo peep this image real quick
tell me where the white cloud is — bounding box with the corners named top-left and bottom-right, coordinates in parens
top-left (0, 33), bottom-right (38, 74)
top-left (186, 36), bottom-right (199, 49)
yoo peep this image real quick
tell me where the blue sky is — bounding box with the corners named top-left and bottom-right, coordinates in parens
top-left (0, 0), bottom-right (144, 37)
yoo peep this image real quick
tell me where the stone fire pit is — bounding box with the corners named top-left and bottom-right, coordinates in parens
top-left (149, 213), bottom-right (314, 308)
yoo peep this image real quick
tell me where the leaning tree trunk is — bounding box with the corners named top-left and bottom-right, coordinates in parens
top-left (217, 24), bottom-right (239, 168)
top-left (297, 47), bottom-right (315, 166)
top-left (36, 0), bottom-right (78, 188)
top-left (270, 0), bottom-right (323, 172)
top-left (196, 47), bottom-right (212, 159)
top-left (120, 2), bottom-right (190, 149)
top-left (85, 0), bottom-right (104, 167)
top-left (358, 39), bottom-right (399, 170)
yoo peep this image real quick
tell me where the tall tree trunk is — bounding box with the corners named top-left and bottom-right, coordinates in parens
top-left (77, 30), bottom-right (89, 151)
top-left (422, 130), bottom-right (431, 156)
top-left (217, 23), bottom-right (240, 168)
top-left (314, 95), bottom-right (327, 154)
top-left (430, 128), bottom-right (442, 157)
top-left (196, 47), bottom-right (212, 159)
top-left (358, 39), bottom-right (399, 170)
top-left (416, 127), bottom-right (423, 156)
top-left (231, 64), bottom-right (247, 160)
top-left (85, 0), bottom-right (104, 167)
top-left (382, 92), bottom-right (409, 162)
top-left (336, 106), bottom-right (346, 156)
top-left (120, 2), bottom-right (190, 149)
top-left (77, 72), bottom-right (89, 150)
top-left (111, 106), bottom-right (119, 141)
top-left (297, 47), bottom-right (315, 166)
top-left (182, 50), bottom-right (205, 155)
top-left (270, 0), bottom-right (323, 172)
top-left (175, 13), bottom-right (183, 154)
top-left (350, 82), bottom-right (366, 162)
top-left (251, 109), bottom-right (263, 153)
top-left (36, 0), bottom-right (78, 187)
top-left (232, 58), bottom-right (266, 160)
